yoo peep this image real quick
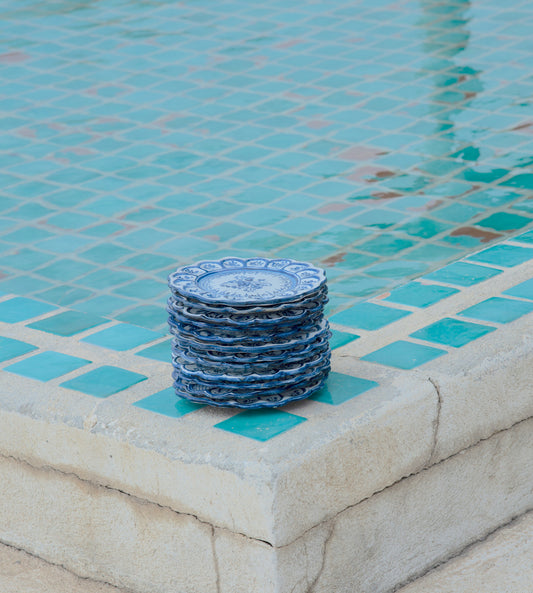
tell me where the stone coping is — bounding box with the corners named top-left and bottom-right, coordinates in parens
top-left (0, 236), bottom-right (532, 548)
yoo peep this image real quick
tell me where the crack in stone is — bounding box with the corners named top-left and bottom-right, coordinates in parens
top-left (390, 508), bottom-right (533, 593)
top-left (211, 526), bottom-right (221, 593)
top-left (305, 520), bottom-right (335, 593)
top-left (0, 539), bottom-right (133, 592)
top-left (427, 376), bottom-right (443, 467)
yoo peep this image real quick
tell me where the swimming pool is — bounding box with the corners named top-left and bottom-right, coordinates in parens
top-left (0, 0), bottom-right (532, 332)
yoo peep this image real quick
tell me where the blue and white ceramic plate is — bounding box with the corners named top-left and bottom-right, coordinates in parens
top-left (173, 331), bottom-right (331, 363)
top-left (173, 351), bottom-right (330, 383)
top-left (173, 368), bottom-right (329, 407)
top-left (170, 319), bottom-right (330, 351)
top-left (167, 297), bottom-right (326, 327)
top-left (168, 257), bottom-right (326, 306)
top-left (169, 285), bottom-right (328, 314)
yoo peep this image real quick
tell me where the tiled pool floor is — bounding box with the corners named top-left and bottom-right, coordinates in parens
top-left (1, 0), bottom-right (533, 331)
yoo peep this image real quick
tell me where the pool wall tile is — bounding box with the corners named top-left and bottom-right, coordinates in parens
top-left (329, 302), bottom-right (411, 330)
top-left (361, 340), bottom-right (447, 369)
top-left (410, 318), bottom-right (497, 348)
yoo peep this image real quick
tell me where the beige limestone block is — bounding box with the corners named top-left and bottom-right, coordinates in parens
top-left (304, 417), bottom-right (533, 593)
top-left (0, 454), bottom-right (217, 593)
top-left (397, 511), bottom-right (533, 593)
top-left (0, 541), bottom-right (124, 593)
top-left (425, 317), bottom-right (533, 464)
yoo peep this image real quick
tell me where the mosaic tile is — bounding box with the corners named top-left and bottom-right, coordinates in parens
top-left (475, 212), bottom-right (532, 232)
top-left (0, 336), bottom-right (37, 363)
top-left (0, 297), bottom-right (57, 323)
top-left (503, 279), bottom-right (533, 302)
top-left (27, 311), bottom-right (108, 336)
top-left (329, 330), bottom-right (359, 350)
top-left (361, 340), bottom-right (447, 370)
top-left (385, 283), bottom-right (460, 308)
top-left (410, 318), bottom-right (496, 348)
top-left (467, 244), bottom-right (533, 267)
top-left (134, 388), bottom-right (203, 418)
top-left (60, 366), bottom-right (147, 398)
top-left (512, 230), bottom-right (533, 245)
top-left (5, 351), bottom-right (90, 382)
top-left (423, 261), bottom-right (502, 286)
top-left (81, 324), bottom-right (163, 352)
top-left (329, 302), bottom-right (411, 330)
top-left (115, 305), bottom-right (166, 330)
top-left (214, 409), bottom-right (306, 441)
top-left (459, 297), bottom-right (533, 324)
top-left (310, 372), bottom-right (378, 405)
top-left (135, 339), bottom-right (172, 363)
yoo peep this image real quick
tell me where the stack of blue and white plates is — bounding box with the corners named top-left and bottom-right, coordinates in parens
top-left (167, 257), bottom-right (331, 408)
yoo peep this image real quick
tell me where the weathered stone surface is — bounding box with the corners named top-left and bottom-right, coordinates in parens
top-left (397, 511), bottom-right (533, 593)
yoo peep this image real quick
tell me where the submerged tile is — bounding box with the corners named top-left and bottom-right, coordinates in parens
top-left (330, 302), bottom-right (411, 330)
top-left (467, 244), bottom-right (533, 267)
top-left (459, 297), bottom-right (533, 324)
top-left (310, 371), bottom-right (378, 405)
top-left (410, 317), bottom-right (496, 348)
top-left (423, 261), bottom-right (502, 286)
top-left (60, 365), bottom-right (147, 398)
top-left (5, 351), bottom-right (90, 381)
top-left (134, 387), bottom-right (203, 417)
top-left (385, 282), bottom-right (460, 308)
top-left (215, 409), bottom-right (306, 441)
top-left (82, 324), bottom-right (163, 351)
top-left (361, 340), bottom-right (446, 369)
top-left (28, 311), bottom-right (108, 336)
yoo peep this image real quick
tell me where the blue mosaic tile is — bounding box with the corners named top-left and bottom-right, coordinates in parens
top-left (135, 339), bottom-right (171, 363)
top-left (0, 297), bottom-right (57, 323)
top-left (423, 262), bottom-right (502, 287)
top-left (512, 229), bottom-right (533, 245)
top-left (214, 409), bottom-right (306, 441)
top-left (60, 366), bottom-right (147, 398)
top-left (503, 279), bottom-right (533, 302)
top-left (329, 330), bottom-right (359, 350)
top-left (0, 336), bottom-right (37, 362)
top-left (459, 297), bottom-right (533, 324)
top-left (81, 324), bottom-right (163, 351)
top-left (385, 283), bottom-right (460, 308)
top-left (27, 311), bottom-right (108, 336)
top-left (361, 340), bottom-right (446, 369)
top-left (411, 318), bottom-right (496, 348)
top-left (5, 351), bottom-right (90, 381)
top-left (467, 244), bottom-right (533, 267)
top-left (134, 387), bottom-right (202, 418)
top-left (330, 302), bottom-right (411, 331)
top-left (310, 372), bottom-right (378, 405)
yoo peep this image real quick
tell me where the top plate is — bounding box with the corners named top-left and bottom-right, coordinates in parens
top-left (168, 257), bottom-right (327, 305)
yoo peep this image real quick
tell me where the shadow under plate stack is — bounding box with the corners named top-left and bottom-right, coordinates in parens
top-left (167, 257), bottom-right (331, 408)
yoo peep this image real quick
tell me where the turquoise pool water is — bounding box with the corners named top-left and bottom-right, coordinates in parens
top-left (0, 0), bottom-right (532, 331)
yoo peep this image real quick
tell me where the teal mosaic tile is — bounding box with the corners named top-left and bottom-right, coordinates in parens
top-left (60, 366), bottom-right (147, 398)
top-left (329, 330), bottom-right (359, 350)
top-left (411, 318), bottom-right (496, 348)
top-left (116, 305), bottom-right (166, 330)
top-left (512, 230), bottom-right (533, 245)
top-left (467, 244), bottom-right (533, 267)
top-left (34, 286), bottom-right (93, 307)
top-left (28, 311), bottom-right (108, 336)
top-left (330, 302), bottom-right (411, 330)
top-left (361, 340), bottom-right (447, 370)
top-left (475, 212), bottom-right (532, 232)
top-left (134, 388), bottom-right (203, 418)
top-left (214, 409), bottom-right (306, 441)
top-left (385, 283), bottom-right (460, 308)
top-left (0, 336), bottom-right (37, 363)
top-left (310, 372), bottom-right (378, 405)
top-left (135, 339), bottom-right (171, 363)
top-left (74, 296), bottom-right (132, 317)
top-left (459, 297), bottom-right (533, 324)
top-left (0, 297), bottom-right (57, 323)
top-left (423, 262), bottom-right (502, 286)
top-left (503, 279), bottom-right (533, 302)
top-left (5, 351), bottom-right (90, 382)
top-left (82, 324), bottom-right (163, 352)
